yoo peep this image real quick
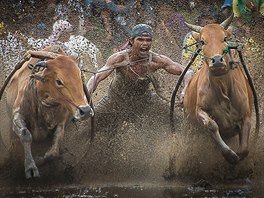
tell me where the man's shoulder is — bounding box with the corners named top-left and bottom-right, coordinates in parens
top-left (107, 50), bottom-right (127, 65)
top-left (151, 51), bottom-right (171, 62)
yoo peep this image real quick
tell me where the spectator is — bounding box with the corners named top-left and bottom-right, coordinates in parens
top-left (87, 0), bottom-right (155, 49)
top-left (222, 0), bottom-right (233, 17)
top-left (233, 0), bottom-right (264, 24)
top-left (88, 0), bottom-right (126, 42)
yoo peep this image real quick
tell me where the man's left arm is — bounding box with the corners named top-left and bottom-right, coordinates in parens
top-left (159, 55), bottom-right (193, 84)
top-left (159, 55), bottom-right (194, 102)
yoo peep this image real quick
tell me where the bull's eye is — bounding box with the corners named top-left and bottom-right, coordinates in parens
top-left (224, 37), bottom-right (228, 42)
top-left (56, 79), bottom-right (64, 86)
top-left (200, 40), bottom-right (205, 45)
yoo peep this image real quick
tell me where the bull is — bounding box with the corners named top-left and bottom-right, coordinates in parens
top-left (180, 15), bottom-right (259, 164)
top-left (1, 46), bottom-right (94, 178)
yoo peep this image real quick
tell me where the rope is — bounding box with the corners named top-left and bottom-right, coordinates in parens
top-left (170, 48), bottom-right (202, 132)
top-left (81, 57), bottom-right (150, 75)
top-left (184, 47), bottom-right (212, 60)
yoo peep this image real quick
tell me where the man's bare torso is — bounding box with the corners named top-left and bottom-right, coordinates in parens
top-left (109, 49), bottom-right (157, 99)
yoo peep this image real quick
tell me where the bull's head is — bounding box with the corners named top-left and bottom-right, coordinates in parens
top-left (185, 14), bottom-right (234, 76)
top-left (34, 56), bottom-right (94, 120)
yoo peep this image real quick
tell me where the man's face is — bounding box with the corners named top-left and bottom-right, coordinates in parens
top-left (131, 33), bottom-right (152, 58)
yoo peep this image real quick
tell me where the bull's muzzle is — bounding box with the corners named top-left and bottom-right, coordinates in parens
top-left (211, 55), bottom-right (224, 68)
top-left (74, 105), bottom-right (94, 121)
top-left (209, 55), bottom-right (229, 76)
top-left (79, 105), bottom-right (94, 117)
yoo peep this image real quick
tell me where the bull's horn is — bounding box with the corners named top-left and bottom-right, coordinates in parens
top-left (220, 13), bottom-right (234, 29)
top-left (28, 50), bottom-right (62, 60)
top-left (32, 61), bottom-right (48, 74)
top-left (184, 22), bottom-right (202, 33)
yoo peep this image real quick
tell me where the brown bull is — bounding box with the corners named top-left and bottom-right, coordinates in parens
top-left (3, 47), bottom-right (94, 178)
top-left (183, 15), bottom-right (254, 164)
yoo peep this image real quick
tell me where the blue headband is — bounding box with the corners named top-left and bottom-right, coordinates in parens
top-left (130, 24), bottom-right (153, 38)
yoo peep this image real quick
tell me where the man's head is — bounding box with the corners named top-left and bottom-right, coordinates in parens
top-left (129, 24), bottom-right (153, 58)
top-left (130, 24), bottom-right (153, 39)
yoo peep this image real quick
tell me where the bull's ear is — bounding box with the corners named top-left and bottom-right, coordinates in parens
top-left (226, 26), bottom-right (233, 38)
top-left (191, 31), bottom-right (200, 41)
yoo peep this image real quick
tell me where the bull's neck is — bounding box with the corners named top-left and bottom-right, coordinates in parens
top-left (208, 71), bottom-right (232, 99)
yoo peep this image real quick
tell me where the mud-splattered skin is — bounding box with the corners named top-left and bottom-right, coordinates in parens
top-left (87, 33), bottom-right (192, 102)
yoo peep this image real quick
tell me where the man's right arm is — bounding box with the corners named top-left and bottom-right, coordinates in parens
top-left (86, 65), bottom-right (113, 94)
top-left (86, 52), bottom-right (123, 94)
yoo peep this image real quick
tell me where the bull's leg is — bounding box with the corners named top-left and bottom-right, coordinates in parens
top-left (197, 109), bottom-right (240, 164)
top-left (13, 112), bottom-right (40, 178)
top-left (40, 124), bottom-right (65, 164)
top-left (238, 117), bottom-right (251, 160)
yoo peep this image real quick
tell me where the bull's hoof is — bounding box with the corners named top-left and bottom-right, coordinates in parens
top-left (25, 166), bottom-right (40, 179)
top-left (223, 150), bottom-right (240, 164)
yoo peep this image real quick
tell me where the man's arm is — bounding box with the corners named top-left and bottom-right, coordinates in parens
top-left (156, 54), bottom-right (193, 79)
top-left (86, 52), bottom-right (123, 93)
top-left (86, 65), bottom-right (113, 94)
top-left (156, 54), bottom-right (194, 101)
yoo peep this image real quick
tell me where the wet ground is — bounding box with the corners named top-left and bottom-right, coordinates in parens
top-left (0, 182), bottom-right (261, 198)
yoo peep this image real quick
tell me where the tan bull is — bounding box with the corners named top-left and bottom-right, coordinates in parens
top-left (2, 46), bottom-right (94, 178)
top-left (183, 15), bottom-right (254, 164)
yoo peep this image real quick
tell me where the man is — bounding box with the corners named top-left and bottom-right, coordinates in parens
top-left (233, 0), bottom-right (264, 24)
top-left (87, 24), bottom-right (193, 132)
top-left (221, 0), bottom-right (233, 17)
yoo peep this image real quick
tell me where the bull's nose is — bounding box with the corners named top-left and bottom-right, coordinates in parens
top-left (79, 105), bottom-right (94, 117)
top-left (211, 55), bottom-right (224, 67)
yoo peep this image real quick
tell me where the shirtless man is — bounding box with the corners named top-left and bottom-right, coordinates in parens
top-left (87, 24), bottom-right (193, 131)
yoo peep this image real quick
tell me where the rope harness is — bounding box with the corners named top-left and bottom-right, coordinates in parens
top-left (82, 56), bottom-right (150, 99)
top-left (30, 61), bottom-right (81, 110)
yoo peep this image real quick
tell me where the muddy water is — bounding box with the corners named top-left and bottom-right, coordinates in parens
top-left (1, 112), bottom-right (263, 198)
top-left (0, 183), bottom-right (261, 198)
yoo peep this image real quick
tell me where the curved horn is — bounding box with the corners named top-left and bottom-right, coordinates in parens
top-left (32, 61), bottom-right (48, 74)
top-left (28, 50), bottom-right (62, 60)
top-left (184, 22), bottom-right (202, 33)
top-left (220, 13), bottom-right (234, 29)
